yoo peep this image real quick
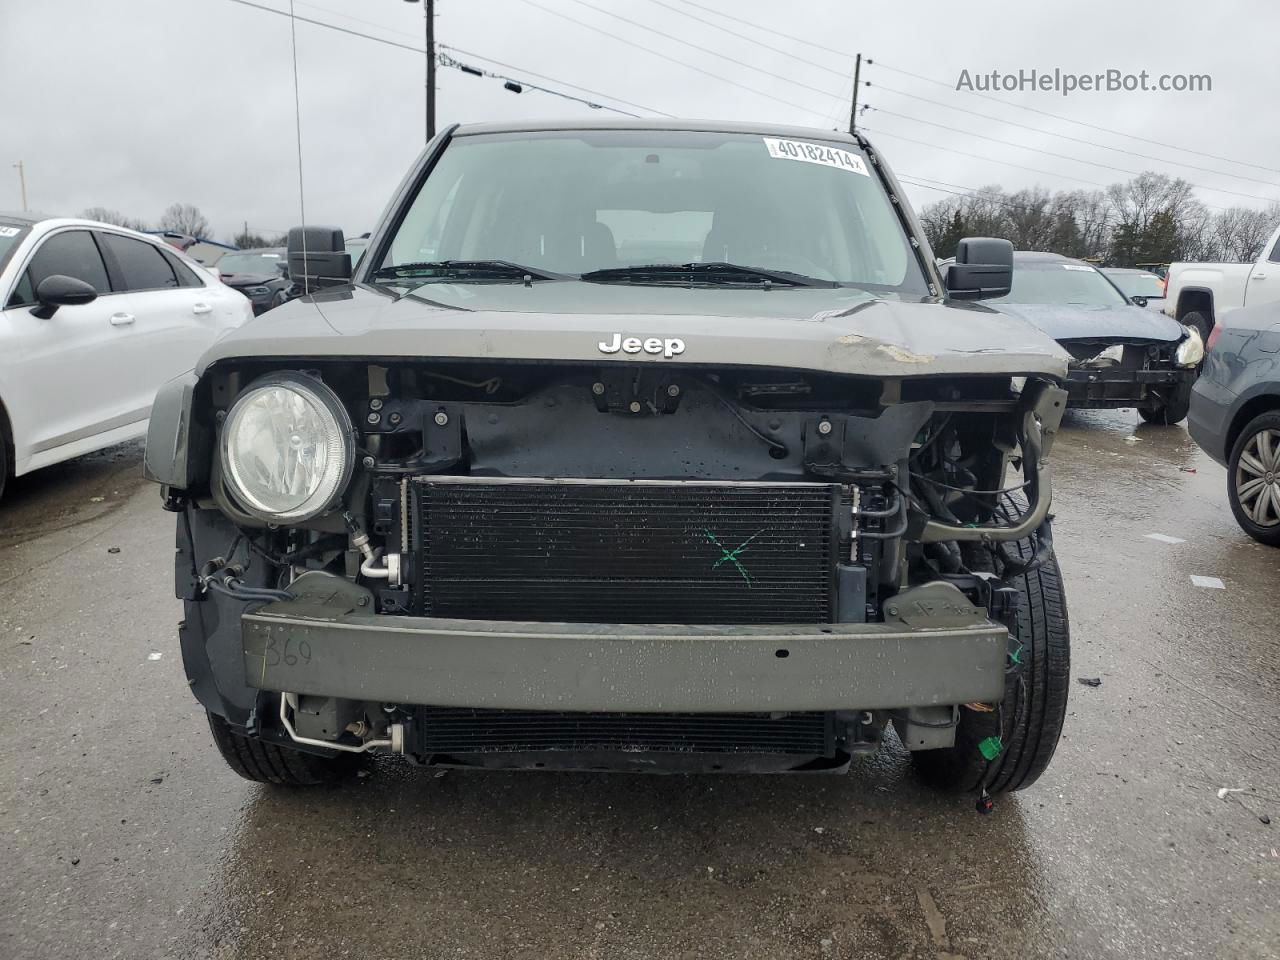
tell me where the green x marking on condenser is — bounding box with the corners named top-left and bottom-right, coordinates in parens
top-left (703, 529), bottom-right (762, 587)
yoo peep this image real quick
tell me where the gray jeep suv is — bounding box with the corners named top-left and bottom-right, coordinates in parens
top-left (145, 120), bottom-right (1071, 799)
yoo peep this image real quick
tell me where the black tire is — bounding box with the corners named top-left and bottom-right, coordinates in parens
top-left (912, 522), bottom-right (1071, 795)
top-left (1137, 380), bottom-right (1193, 425)
top-left (207, 710), bottom-right (362, 785)
top-left (1181, 309), bottom-right (1212, 347)
top-left (1226, 410), bottom-right (1280, 547)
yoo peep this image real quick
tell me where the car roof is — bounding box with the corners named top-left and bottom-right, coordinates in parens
top-left (230, 248), bottom-right (285, 255)
top-left (1013, 251), bottom-right (1105, 269)
top-left (1013, 251), bottom-right (1076, 262)
top-left (452, 118), bottom-right (862, 145)
top-left (1100, 267), bottom-right (1151, 275)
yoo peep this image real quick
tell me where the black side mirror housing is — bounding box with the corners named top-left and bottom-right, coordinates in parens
top-left (287, 226), bottom-right (352, 294)
top-left (944, 237), bottom-right (1014, 301)
top-left (31, 274), bottom-right (99, 319)
top-left (1131, 295), bottom-right (1149, 307)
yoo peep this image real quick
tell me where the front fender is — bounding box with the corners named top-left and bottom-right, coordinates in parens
top-left (143, 371), bottom-right (200, 489)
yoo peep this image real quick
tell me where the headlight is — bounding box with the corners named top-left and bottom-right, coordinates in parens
top-left (244, 285), bottom-right (271, 296)
top-left (1175, 327), bottom-right (1204, 367)
top-left (219, 372), bottom-right (353, 522)
top-left (1093, 344), bottom-right (1124, 363)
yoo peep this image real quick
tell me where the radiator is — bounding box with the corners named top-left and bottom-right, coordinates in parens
top-left (410, 477), bottom-right (840, 624)
top-left (415, 708), bottom-right (835, 756)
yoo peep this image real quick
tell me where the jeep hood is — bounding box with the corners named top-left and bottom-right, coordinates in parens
top-left (198, 282), bottom-right (1070, 380)
top-left (989, 301), bottom-right (1185, 343)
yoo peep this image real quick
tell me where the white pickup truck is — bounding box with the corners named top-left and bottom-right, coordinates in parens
top-left (1164, 223), bottom-right (1280, 343)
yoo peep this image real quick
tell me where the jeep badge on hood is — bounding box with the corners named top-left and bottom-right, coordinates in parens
top-left (598, 333), bottom-right (686, 358)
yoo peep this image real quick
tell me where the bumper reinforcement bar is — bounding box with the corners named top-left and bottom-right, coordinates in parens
top-left (242, 574), bottom-right (1008, 713)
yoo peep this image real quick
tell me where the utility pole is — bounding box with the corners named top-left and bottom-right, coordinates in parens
top-left (425, 0), bottom-right (436, 142)
top-left (848, 54), bottom-right (862, 135)
top-left (13, 160), bottom-right (27, 212)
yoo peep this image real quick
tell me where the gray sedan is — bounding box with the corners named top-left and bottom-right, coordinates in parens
top-left (1188, 300), bottom-right (1280, 544)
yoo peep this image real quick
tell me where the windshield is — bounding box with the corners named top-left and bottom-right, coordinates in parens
top-left (0, 221), bottom-right (31, 274)
top-left (991, 260), bottom-right (1128, 307)
top-left (1105, 270), bottom-right (1165, 299)
top-left (375, 129), bottom-right (927, 294)
top-left (218, 251), bottom-right (284, 275)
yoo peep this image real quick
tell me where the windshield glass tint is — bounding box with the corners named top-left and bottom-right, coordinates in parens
top-left (992, 261), bottom-right (1128, 306)
top-left (1106, 271), bottom-right (1165, 298)
top-left (377, 130), bottom-right (926, 294)
top-left (219, 252), bottom-right (283, 274)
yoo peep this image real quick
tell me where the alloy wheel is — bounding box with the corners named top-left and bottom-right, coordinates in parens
top-left (1235, 428), bottom-right (1280, 527)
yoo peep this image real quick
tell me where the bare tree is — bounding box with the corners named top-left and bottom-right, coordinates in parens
top-left (158, 203), bottom-right (210, 238)
top-left (81, 207), bottom-right (149, 231)
top-left (1003, 187), bottom-right (1056, 251)
top-left (1210, 206), bottom-right (1277, 261)
top-left (230, 229), bottom-right (286, 249)
top-left (916, 172), bottom-right (1275, 267)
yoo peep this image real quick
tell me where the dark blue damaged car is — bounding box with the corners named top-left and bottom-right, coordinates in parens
top-left (985, 252), bottom-right (1204, 424)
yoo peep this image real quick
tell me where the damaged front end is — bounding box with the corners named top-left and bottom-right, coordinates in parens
top-left (1061, 336), bottom-right (1200, 411)
top-left (151, 356), bottom-right (1066, 775)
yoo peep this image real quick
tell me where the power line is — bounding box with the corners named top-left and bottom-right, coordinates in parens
top-left (437, 51), bottom-right (640, 117)
top-left (221, 0), bottom-right (649, 118)
top-left (863, 126), bottom-right (1231, 212)
top-left (861, 126), bottom-right (1109, 189)
top-left (558, 0), bottom-right (843, 101)
top-left (866, 107), bottom-right (1279, 205)
top-left (645, 0), bottom-right (850, 80)
top-left (516, 0), bottom-right (830, 119)
top-left (225, 0), bottom-right (425, 53)
top-left (896, 177), bottom-right (1040, 212)
top-left (672, 0), bottom-right (856, 63)
top-left (868, 59), bottom-right (1280, 177)
top-left (866, 82), bottom-right (1280, 190)
top-left (441, 45), bottom-right (674, 117)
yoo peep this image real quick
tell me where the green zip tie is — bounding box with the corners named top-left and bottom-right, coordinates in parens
top-left (978, 736), bottom-right (1003, 761)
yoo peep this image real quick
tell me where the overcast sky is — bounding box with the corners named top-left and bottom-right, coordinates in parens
top-left (3, 0), bottom-right (1277, 241)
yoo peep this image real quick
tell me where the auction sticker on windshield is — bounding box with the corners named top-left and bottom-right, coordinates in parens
top-left (762, 137), bottom-right (869, 176)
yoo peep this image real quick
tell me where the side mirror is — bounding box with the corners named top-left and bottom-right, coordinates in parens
top-left (1131, 295), bottom-right (1149, 307)
top-left (31, 274), bottom-right (98, 319)
top-left (944, 237), bottom-right (1014, 301)
top-left (287, 225), bottom-right (352, 294)
top-left (204, 265), bottom-right (222, 281)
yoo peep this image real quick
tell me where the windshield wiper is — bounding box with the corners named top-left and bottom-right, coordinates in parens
top-left (580, 262), bottom-right (838, 288)
top-left (371, 260), bottom-right (568, 283)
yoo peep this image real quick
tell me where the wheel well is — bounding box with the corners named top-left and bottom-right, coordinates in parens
top-left (1227, 394), bottom-right (1280, 459)
top-left (1177, 289), bottom-right (1213, 325)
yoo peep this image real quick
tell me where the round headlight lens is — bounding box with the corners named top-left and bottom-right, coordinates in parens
top-left (219, 373), bottom-right (353, 521)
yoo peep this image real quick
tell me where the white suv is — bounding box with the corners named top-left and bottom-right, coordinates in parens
top-left (0, 214), bottom-right (252, 499)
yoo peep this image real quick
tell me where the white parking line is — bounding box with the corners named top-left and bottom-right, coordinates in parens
top-left (1190, 575), bottom-right (1225, 589)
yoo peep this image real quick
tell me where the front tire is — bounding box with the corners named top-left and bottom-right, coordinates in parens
top-left (1137, 380), bottom-right (1192, 425)
top-left (912, 523), bottom-right (1071, 794)
top-left (1181, 309), bottom-right (1212, 347)
top-left (207, 710), bottom-right (362, 785)
top-left (1227, 411), bottom-right (1280, 547)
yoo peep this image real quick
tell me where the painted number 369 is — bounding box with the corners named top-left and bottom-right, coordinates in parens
top-left (264, 635), bottom-right (313, 667)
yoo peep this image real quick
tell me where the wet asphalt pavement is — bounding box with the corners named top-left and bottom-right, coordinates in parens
top-left (1, 412), bottom-right (1278, 960)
